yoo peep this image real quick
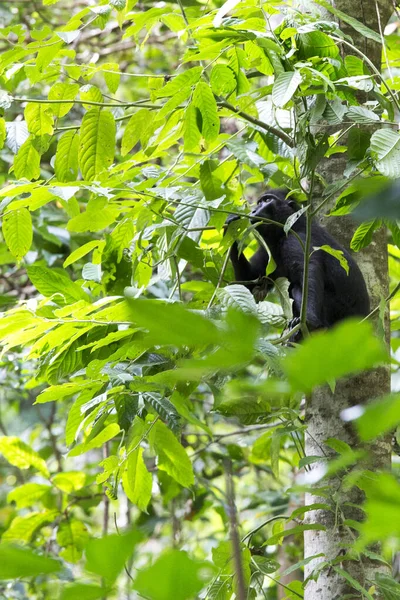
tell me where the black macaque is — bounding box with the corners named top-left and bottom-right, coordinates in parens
top-left (225, 189), bottom-right (370, 338)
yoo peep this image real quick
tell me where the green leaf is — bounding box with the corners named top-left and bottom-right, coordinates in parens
top-left (60, 584), bottom-right (105, 600)
top-left (8, 483), bottom-right (51, 508)
top-left (24, 102), bottom-right (54, 136)
top-left (356, 393), bottom-right (400, 441)
top-left (217, 285), bottom-right (258, 314)
top-left (80, 84), bottom-right (103, 109)
top-left (370, 129), bottom-right (400, 178)
top-left (266, 523), bottom-right (325, 545)
top-left (298, 31), bottom-right (339, 58)
top-left (272, 71), bottom-right (302, 108)
top-left (57, 519), bottom-right (89, 563)
top-left (63, 240), bottom-right (104, 268)
top-left (315, 0), bottom-right (382, 43)
top-left (122, 447), bottom-right (152, 511)
top-left (0, 436), bottom-right (49, 477)
top-left (133, 550), bottom-right (214, 600)
top-left (210, 65), bottom-right (236, 95)
top-left (2, 208), bottom-right (32, 261)
top-left (333, 567), bottom-right (374, 600)
top-left (121, 108), bottom-right (152, 155)
top-left (48, 82), bottom-right (80, 118)
top-left (0, 545), bottom-right (60, 579)
top-left (347, 106), bottom-right (380, 123)
top-left (3, 510), bottom-right (59, 543)
top-left (313, 245), bottom-right (349, 274)
top-left (78, 109), bottom-right (116, 180)
top-left (102, 62), bottom-right (120, 93)
top-left (157, 67), bottom-right (202, 98)
top-left (69, 423), bottom-right (121, 456)
top-left (0, 117), bottom-right (6, 149)
top-left (126, 298), bottom-right (219, 347)
top-left (200, 160), bottom-right (224, 200)
top-left (27, 265), bottom-right (89, 304)
top-left (85, 530), bottom-right (141, 583)
top-left (183, 102), bottom-right (202, 151)
top-left (150, 421), bottom-right (194, 487)
top-left (193, 82), bottom-right (220, 142)
top-left (350, 219), bottom-right (381, 251)
top-left (55, 130), bottom-right (80, 182)
top-left (282, 320), bottom-right (387, 394)
top-left (14, 138), bottom-right (40, 180)
top-left (67, 197), bottom-right (119, 233)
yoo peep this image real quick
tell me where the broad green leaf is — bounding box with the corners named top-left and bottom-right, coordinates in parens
top-left (347, 106), bottom-right (380, 123)
top-left (315, 0), bottom-right (381, 43)
top-left (3, 510), bottom-right (59, 543)
top-left (150, 421), bottom-right (194, 487)
top-left (2, 208), bottom-right (32, 260)
top-left (53, 471), bottom-right (86, 493)
top-left (333, 567), bottom-right (374, 600)
top-left (121, 108), bottom-right (151, 155)
top-left (63, 240), bottom-right (104, 267)
top-left (183, 102), bottom-right (201, 151)
top-left (347, 127), bottom-right (371, 161)
top-left (68, 423), bottom-right (121, 456)
top-left (350, 219), bottom-right (381, 251)
top-left (217, 285), bottom-right (258, 314)
top-left (24, 102), bottom-right (54, 136)
top-left (266, 523), bottom-right (325, 545)
top-left (54, 130), bottom-right (80, 182)
top-left (157, 86), bottom-right (191, 120)
top-left (210, 64), bottom-right (236, 95)
top-left (57, 519), bottom-right (89, 563)
top-left (48, 82), bottom-right (80, 118)
top-left (272, 71), bottom-right (302, 108)
top-left (323, 98), bottom-right (347, 125)
top-left (370, 129), bottom-right (400, 178)
top-left (200, 160), bottom-right (224, 200)
top-left (8, 483), bottom-right (51, 508)
top-left (157, 67), bottom-right (202, 98)
top-left (85, 530), bottom-right (141, 583)
top-left (80, 84), bottom-right (103, 109)
top-left (60, 584), bottom-right (105, 600)
top-left (0, 545), bottom-right (60, 579)
top-left (27, 265), bottom-right (89, 303)
top-left (193, 82), bottom-right (220, 142)
top-left (102, 62), bottom-right (120, 93)
top-left (126, 297), bottom-right (218, 347)
top-left (67, 197), bottom-right (119, 233)
top-left (0, 436), bottom-right (49, 477)
top-left (78, 109), bottom-right (116, 180)
top-left (122, 447), bottom-right (152, 511)
top-left (133, 551), bottom-right (214, 600)
top-left (313, 245), bottom-right (349, 274)
top-left (298, 31), bottom-right (339, 58)
top-left (14, 138), bottom-right (40, 180)
top-left (357, 472), bottom-right (400, 545)
top-left (282, 320), bottom-right (387, 394)
top-left (357, 393), bottom-right (400, 441)
top-left (36, 381), bottom-right (98, 405)
top-left (0, 117), bottom-right (6, 149)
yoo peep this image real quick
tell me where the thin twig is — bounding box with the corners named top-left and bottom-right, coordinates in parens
top-left (224, 459), bottom-right (246, 600)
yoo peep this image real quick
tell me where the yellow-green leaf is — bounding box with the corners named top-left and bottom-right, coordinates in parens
top-left (2, 208), bottom-right (32, 260)
top-left (55, 130), bottom-right (79, 182)
top-left (193, 82), bottom-right (219, 142)
top-left (69, 423), bottom-right (121, 457)
top-left (14, 138), bottom-right (40, 180)
top-left (121, 109), bottom-right (152, 156)
top-left (78, 109), bottom-right (116, 180)
top-left (150, 421), bottom-right (194, 487)
top-left (0, 436), bottom-right (49, 477)
top-left (0, 117), bottom-right (6, 149)
top-left (48, 82), bottom-right (80, 118)
top-left (122, 447), bottom-right (152, 511)
top-left (24, 102), bottom-right (54, 135)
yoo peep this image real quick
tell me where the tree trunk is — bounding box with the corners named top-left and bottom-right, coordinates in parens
top-left (302, 1), bottom-right (393, 598)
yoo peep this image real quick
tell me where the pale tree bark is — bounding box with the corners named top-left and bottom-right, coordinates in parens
top-left (299, 1), bottom-right (394, 599)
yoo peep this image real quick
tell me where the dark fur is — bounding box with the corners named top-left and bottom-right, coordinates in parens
top-left (226, 189), bottom-right (370, 334)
